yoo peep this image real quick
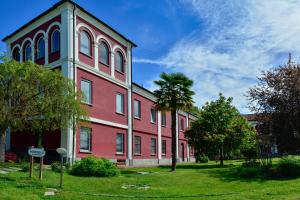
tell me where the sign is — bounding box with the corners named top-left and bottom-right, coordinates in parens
top-left (28, 148), bottom-right (46, 157)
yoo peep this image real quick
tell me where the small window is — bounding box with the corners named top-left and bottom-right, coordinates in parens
top-left (162, 140), bottom-right (167, 155)
top-left (99, 42), bottom-right (109, 65)
top-left (51, 29), bottom-right (60, 53)
top-left (161, 112), bottom-right (166, 127)
top-left (180, 119), bottom-right (185, 131)
top-left (151, 138), bottom-right (157, 155)
top-left (116, 93), bottom-right (124, 114)
top-left (12, 48), bottom-right (20, 61)
top-left (150, 108), bottom-right (157, 123)
top-left (80, 127), bottom-right (91, 152)
top-left (24, 43), bottom-right (32, 61)
top-left (37, 37), bottom-right (45, 59)
top-left (134, 136), bottom-right (141, 155)
top-left (80, 31), bottom-right (91, 56)
top-left (81, 79), bottom-right (92, 104)
top-left (116, 133), bottom-right (124, 154)
top-left (115, 51), bottom-right (124, 73)
top-left (134, 100), bottom-right (141, 118)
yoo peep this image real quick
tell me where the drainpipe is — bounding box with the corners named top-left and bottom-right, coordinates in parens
top-left (72, 4), bottom-right (76, 165)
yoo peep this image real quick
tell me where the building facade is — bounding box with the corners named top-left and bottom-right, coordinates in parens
top-left (2, 0), bottom-right (196, 166)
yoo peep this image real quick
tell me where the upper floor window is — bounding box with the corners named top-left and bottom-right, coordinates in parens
top-left (99, 42), bottom-right (109, 65)
top-left (180, 118), bottom-right (185, 131)
top-left (150, 108), bottom-right (157, 123)
top-left (37, 37), bottom-right (45, 59)
top-left (161, 112), bottom-right (166, 127)
top-left (12, 47), bottom-right (20, 62)
top-left (116, 93), bottom-right (124, 114)
top-left (115, 51), bottom-right (124, 73)
top-left (51, 29), bottom-right (60, 53)
top-left (81, 79), bottom-right (92, 104)
top-left (80, 31), bottom-right (91, 56)
top-left (134, 100), bottom-right (141, 119)
top-left (24, 43), bottom-right (32, 61)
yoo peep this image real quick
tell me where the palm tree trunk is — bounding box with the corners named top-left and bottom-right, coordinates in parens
top-left (0, 130), bottom-right (6, 163)
top-left (171, 109), bottom-right (177, 171)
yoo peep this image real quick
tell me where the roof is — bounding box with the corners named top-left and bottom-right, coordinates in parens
top-left (2, 0), bottom-right (137, 47)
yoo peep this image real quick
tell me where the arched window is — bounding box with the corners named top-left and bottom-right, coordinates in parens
top-left (51, 29), bottom-right (60, 53)
top-left (24, 43), bottom-right (32, 61)
top-left (37, 37), bottom-right (45, 59)
top-left (99, 42), bottom-right (109, 65)
top-left (12, 47), bottom-right (20, 61)
top-left (115, 51), bottom-right (124, 73)
top-left (80, 31), bottom-right (91, 56)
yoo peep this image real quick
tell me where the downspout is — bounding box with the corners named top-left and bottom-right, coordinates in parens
top-left (130, 46), bottom-right (133, 165)
top-left (72, 4), bottom-right (76, 165)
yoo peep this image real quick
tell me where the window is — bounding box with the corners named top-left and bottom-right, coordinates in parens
top-left (51, 29), bottom-right (60, 53)
top-left (80, 127), bottom-right (91, 152)
top-left (150, 108), bottom-right (157, 123)
top-left (180, 119), bottom-right (184, 131)
top-left (99, 42), bottom-right (109, 65)
top-left (134, 100), bottom-right (141, 118)
top-left (116, 93), bottom-right (124, 114)
top-left (80, 31), bottom-right (91, 56)
top-left (12, 48), bottom-right (20, 61)
top-left (162, 140), bottom-right (167, 155)
top-left (151, 138), bottom-right (157, 155)
top-left (81, 79), bottom-right (92, 104)
top-left (24, 43), bottom-right (32, 61)
top-left (115, 51), bottom-right (124, 73)
top-left (161, 112), bottom-right (166, 127)
top-left (134, 136), bottom-right (141, 155)
top-left (37, 37), bottom-right (45, 59)
top-left (116, 133), bottom-right (124, 154)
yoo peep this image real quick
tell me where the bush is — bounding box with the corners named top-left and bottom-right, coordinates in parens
top-left (196, 155), bottom-right (209, 163)
top-left (236, 166), bottom-right (261, 178)
top-left (276, 157), bottom-right (300, 178)
top-left (70, 156), bottom-right (119, 177)
top-left (51, 161), bottom-right (61, 173)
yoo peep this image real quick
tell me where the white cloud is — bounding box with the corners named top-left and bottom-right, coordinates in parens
top-left (134, 0), bottom-right (300, 113)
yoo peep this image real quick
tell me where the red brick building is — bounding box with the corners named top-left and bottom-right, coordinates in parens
top-left (2, 0), bottom-right (196, 166)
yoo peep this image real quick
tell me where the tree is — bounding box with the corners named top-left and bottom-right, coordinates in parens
top-left (154, 72), bottom-right (194, 171)
top-left (185, 94), bottom-right (257, 165)
top-left (0, 59), bottom-right (87, 162)
top-left (247, 56), bottom-right (300, 154)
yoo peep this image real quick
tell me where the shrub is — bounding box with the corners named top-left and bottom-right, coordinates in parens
top-left (236, 166), bottom-right (261, 178)
top-left (196, 155), bottom-right (209, 163)
top-left (276, 157), bottom-right (300, 178)
top-left (51, 161), bottom-right (61, 173)
top-left (20, 162), bottom-right (29, 172)
top-left (70, 156), bottom-right (119, 177)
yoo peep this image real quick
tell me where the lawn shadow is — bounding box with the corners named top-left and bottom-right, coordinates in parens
top-left (159, 163), bottom-right (233, 170)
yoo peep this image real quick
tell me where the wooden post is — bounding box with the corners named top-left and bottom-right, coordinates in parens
top-left (29, 146), bottom-right (34, 178)
top-left (60, 156), bottom-right (64, 188)
top-left (39, 156), bottom-right (43, 180)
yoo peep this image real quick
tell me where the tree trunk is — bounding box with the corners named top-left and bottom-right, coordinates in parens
top-left (220, 144), bottom-right (224, 166)
top-left (171, 109), bottom-right (177, 171)
top-left (0, 130), bottom-right (6, 163)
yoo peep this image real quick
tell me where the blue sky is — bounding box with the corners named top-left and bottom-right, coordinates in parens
top-left (1, 0), bottom-right (300, 113)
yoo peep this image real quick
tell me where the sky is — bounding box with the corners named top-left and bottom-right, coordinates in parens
top-left (1, 0), bottom-right (300, 113)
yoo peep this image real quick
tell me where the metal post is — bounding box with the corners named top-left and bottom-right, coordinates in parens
top-left (39, 156), bottom-right (43, 180)
top-left (60, 155), bottom-right (64, 188)
top-left (29, 146), bottom-right (34, 178)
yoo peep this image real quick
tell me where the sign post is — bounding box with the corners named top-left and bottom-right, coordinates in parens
top-left (28, 147), bottom-right (46, 180)
top-left (56, 148), bottom-right (67, 188)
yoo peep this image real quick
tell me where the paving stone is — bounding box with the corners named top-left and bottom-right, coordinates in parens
top-left (44, 191), bottom-right (55, 196)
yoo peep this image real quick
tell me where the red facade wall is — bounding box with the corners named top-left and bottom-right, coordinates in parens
top-left (133, 131), bottom-right (158, 159)
top-left (161, 136), bottom-right (172, 158)
top-left (77, 122), bottom-right (127, 160)
top-left (77, 68), bottom-right (128, 125)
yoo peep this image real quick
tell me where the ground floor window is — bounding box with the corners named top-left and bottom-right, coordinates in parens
top-left (151, 138), bottom-right (157, 155)
top-left (116, 133), bottom-right (124, 154)
top-left (80, 127), bottom-right (91, 152)
top-left (134, 136), bottom-right (141, 155)
top-left (162, 140), bottom-right (166, 155)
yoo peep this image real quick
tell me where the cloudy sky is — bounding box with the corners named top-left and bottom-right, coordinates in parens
top-left (1, 0), bottom-right (300, 113)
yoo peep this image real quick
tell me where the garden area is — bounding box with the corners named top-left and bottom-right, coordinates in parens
top-left (1, 157), bottom-right (300, 200)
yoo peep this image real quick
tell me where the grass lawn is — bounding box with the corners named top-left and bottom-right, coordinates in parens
top-left (1, 160), bottom-right (300, 200)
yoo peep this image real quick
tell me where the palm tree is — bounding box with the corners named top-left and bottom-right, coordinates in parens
top-left (154, 72), bottom-right (194, 171)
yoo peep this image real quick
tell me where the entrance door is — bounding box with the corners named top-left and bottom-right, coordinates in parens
top-left (181, 143), bottom-right (184, 162)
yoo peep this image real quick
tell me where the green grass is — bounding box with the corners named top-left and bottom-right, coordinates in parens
top-left (1, 160), bottom-right (300, 200)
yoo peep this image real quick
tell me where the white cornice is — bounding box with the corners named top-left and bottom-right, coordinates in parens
top-left (88, 117), bottom-right (128, 129)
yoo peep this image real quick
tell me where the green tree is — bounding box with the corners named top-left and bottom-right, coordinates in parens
top-left (185, 94), bottom-right (257, 165)
top-left (0, 59), bottom-right (87, 162)
top-left (154, 72), bottom-right (194, 171)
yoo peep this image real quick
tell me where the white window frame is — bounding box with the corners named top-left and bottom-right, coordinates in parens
top-left (37, 37), bottom-right (45, 59)
top-left (151, 138), bottom-right (157, 155)
top-left (99, 41), bottom-right (109, 65)
top-left (162, 140), bottom-right (167, 155)
top-left (180, 119), bottom-right (185, 131)
top-left (116, 133), bottom-right (124, 154)
top-left (80, 31), bottom-right (91, 56)
top-left (80, 127), bottom-right (91, 152)
top-left (116, 93), bottom-right (124, 114)
top-left (51, 29), bottom-right (60, 53)
top-left (150, 108), bottom-right (157, 124)
top-left (81, 79), bottom-right (92, 105)
top-left (134, 136), bottom-right (141, 155)
top-left (161, 112), bottom-right (166, 127)
top-left (115, 51), bottom-right (124, 73)
top-left (24, 43), bottom-right (32, 61)
top-left (134, 100), bottom-right (141, 119)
